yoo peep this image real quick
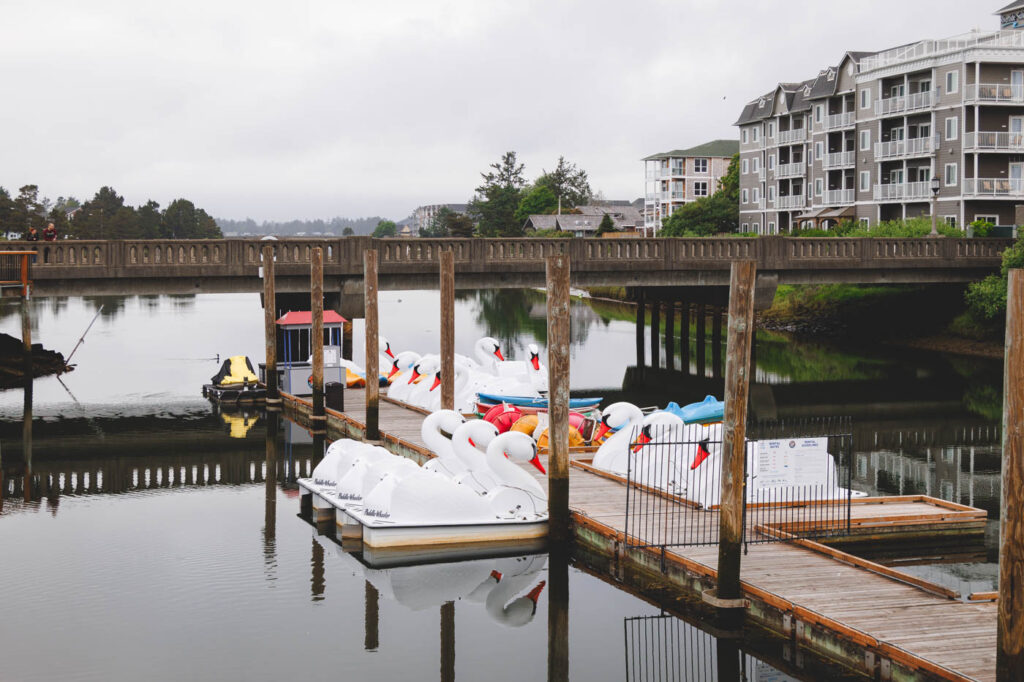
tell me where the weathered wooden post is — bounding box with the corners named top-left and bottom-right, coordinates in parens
top-left (441, 602), bottom-right (455, 682)
top-left (20, 298), bottom-right (31, 353)
top-left (665, 300), bottom-right (675, 371)
top-left (712, 305), bottom-right (724, 378)
top-left (261, 245), bottom-right (280, 404)
top-left (680, 301), bottom-right (691, 374)
top-left (264, 411), bottom-right (278, 557)
top-left (696, 303), bottom-right (707, 377)
top-left (440, 250), bottom-right (455, 411)
top-left (22, 299), bottom-right (32, 503)
top-left (364, 581), bottom-right (380, 651)
top-left (365, 249), bottom-right (380, 440)
top-left (709, 260), bottom-right (757, 624)
top-left (998, 268), bottom-right (1024, 679)
top-left (342, 320), bottom-right (353, 361)
top-left (635, 289), bottom-right (646, 368)
top-left (650, 297), bottom-right (660, 368)
top-left (311, 247), bottom-right (326, 426)
top-left (546, 253), bottom-right (571, 542)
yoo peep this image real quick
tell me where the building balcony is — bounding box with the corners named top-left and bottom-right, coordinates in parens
top-left (670, 190), bottom-right (685, 200)
top-left (963, 131), bottom-right (1024, 152)
top-left (822, 150), bottom-right (856, 169)
top-left (873, 181), bottom-right (932, 201)
top-left (966, 83), bottom-right (1024, 104)
top-left (825, 111), bottom-right (855, 131)
top-left (823, 188), bottom-right (855, 205)
top-left (963, 178), bottom-right (1024, 197)
top-left (777, 128), bottom-right (807, 145)
top-left (874, 135), bottom-right (939, 160)
top-left (874, 90), bottom-right (934, 117)
top-left (775, 162), bottom-right (804, 179)
top-left (776, 195), bottom-right (806, 210)
top-left (755, 169), bottom-right (766, 182)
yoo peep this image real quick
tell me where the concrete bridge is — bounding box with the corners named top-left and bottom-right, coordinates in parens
top-left (4, 236), bottom-right (1014, 306)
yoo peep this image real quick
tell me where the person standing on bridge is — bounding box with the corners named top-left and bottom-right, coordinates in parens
top-left (25, 226), bottom-right (39, 241)
top-left (43, 223), bottom-right (57, 241)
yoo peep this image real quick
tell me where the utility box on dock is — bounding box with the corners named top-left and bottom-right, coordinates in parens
top-left (325, 382), bottom-right (344, 411)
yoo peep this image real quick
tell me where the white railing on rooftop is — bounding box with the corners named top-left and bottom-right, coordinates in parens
top-left (875, 90), bottom-right (934, 116)
top-left (823, 188), bottom-right (855, 205)
top-left (825, 112), bottom-right (855, 130)
top-left (777, 128), bottom-right (807, 144)
top-left (963, 131), bottom-right (1024, 151)
top-left (822, 150), bottom-right (856, 169)
top-left (873, 181), bottom-right (931, 201)
top-left (776, 162), bottom-right (804, 179)
top-left (874, 135), bottom-right (939, 160)
top-left (963, 178), bottom-right (1024, 197)
top-left (859, 30), bottom-right (1024, 72)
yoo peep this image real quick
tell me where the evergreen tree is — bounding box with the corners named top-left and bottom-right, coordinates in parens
top-left (469, 151), bottom-right (526, 237)
top-left (595, 213), bottom-right (616, 236)
top-left (515, 184), bottom-right (558, 223)
top-left (372, 219), bottom-right (397, 237)
top-left (536, 156), bottom-right (592, 209)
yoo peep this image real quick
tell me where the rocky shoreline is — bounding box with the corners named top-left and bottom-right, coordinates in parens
top-left (0, 333), bottom-right (71, 388)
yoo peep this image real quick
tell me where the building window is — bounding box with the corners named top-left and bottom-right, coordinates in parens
top-left (859, 129), bottom-right (870, 151)
top-left (945, 116), bottom-right (959, 141)
top-left (742, 129), bottom-right (749, 144)
top-left (768, 122), bottom-right (775, 137)
top-left (976, 214), bottom-right (999, 224)
top-left (694, 158), bottom-right (708, 173)
top-left (752, 127), bottom-right (759, 142)
top-left (767, 186), bottom-right (775, 201)
top-left (742, 158), bottom-right (749, 174)
top-left (943, 216), bottom-right (957, 227)
top-left (694, 181), bottom-right (709, 197)
top-left (752, 188), bottom-right (760, 203)
top-left (859, 170), bottom-right (871, 192)
top-left (860, 217), bottom-right (869, 227)
top-left (944, 163), bottom-right (958, 186)
top-left (742, 189), bottom-right (749, 203)
top-left (815, 142), bottom-right (823, 160)
top-left (945, 71), bottom-right (959, 95)
top-left (768, 221), bottom-right (776, 233)
top-left (752, 157), bottom-right (760, 173)
top-left (752, 223), bottom-right (760, 232)
top-left (742, 223), bottom-right (749, 231)
top-left (768, 154), bottom-right (775, 170)
top-left (815, 105), bottom-right (823, 124)
top-left (860, 88), bottom-right (870, 109)
top-left (815, 178), bottom-right (823, 196)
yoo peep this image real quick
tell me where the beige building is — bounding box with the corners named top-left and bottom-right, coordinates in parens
top-left (642, 140), bottom-right (738, 233)
top-left (737, 3), bottom-right (1024, 234)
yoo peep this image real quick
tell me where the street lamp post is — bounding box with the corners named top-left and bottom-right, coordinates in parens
top-left (930, 175), bottom-right (941, 237)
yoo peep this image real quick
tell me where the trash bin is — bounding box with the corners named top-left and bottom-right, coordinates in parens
top-left (325, 381), bottom-right (344, 411)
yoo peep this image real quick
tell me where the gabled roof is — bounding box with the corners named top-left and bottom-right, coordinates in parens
top-left (643, 139), bottom-right (738, 160)
top-left (789, 78), bottom-right (816, 113)
top-left (998, 1), bottom-right (1024, 13)
top-left (734, 90), bottom-right (777, 125)
top-left (523, 215), bottom-right (559, 231)
top-left (276, 311), bottom-right (347, 327)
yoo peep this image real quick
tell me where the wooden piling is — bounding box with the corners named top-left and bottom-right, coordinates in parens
top-left (441, 602), bottom-right (455, 682)
top-left (364, 581), bottom-right (380, 651)
top-left (665, 301), bottom-right (675, 371)
top-left (264, 412), bottom-right (278, 552)
top-left (311, 247), bottom-right (325, 424)
top-left (365, 250), bottom-right (380, 440)
top-left (696, 303), bottom-right (707, 377)
top-left (998, 268), bottom-right (1024, 679)
top-left (712, 305), bottom-right (723, 378)
top-left (635, 290), bottom-right (646, 368)
top-left (546, 254), bottom-right (571, 544)
top-left (440, 250), bottom-right (455, 411)
top-left (713, 260), bottom-right (757, 615)
top-left (680, 301), bottom-right (690, 374)
top-left (342, 320), bottom-right (353, 361)
top-left (20, 298), bottom-right (31, 352)
top-left (262, 245), bottom-right (279, 403)
top-left (650, 298), bottom-right (661, 368)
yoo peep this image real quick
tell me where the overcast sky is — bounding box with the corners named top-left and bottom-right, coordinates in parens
top-left (0, 0), bottom-right (996, 221)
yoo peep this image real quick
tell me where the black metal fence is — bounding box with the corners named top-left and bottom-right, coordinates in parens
top-left (622, 417), bottom-right (853, 550)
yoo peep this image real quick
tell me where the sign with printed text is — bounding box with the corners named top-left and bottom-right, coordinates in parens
top-left (754, 437), bottom-right (829, 490)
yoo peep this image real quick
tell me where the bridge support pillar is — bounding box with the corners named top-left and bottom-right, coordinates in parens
top-left (680, 301), bottom-right (690, 374)
top-left (650, 298), bottom-right (660, 368)
top-left (635, 289), bottom-right (646, 369)
top-left (665, 300), bottom-right (675, 371)
top-left (696, 303), bottom-right (707, 377)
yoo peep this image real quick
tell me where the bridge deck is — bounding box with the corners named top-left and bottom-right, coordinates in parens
top-left (282, 388), bottom-right (998, 682)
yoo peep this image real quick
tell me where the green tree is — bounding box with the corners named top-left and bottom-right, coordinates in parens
top-left (469, 151), bottom-right (526, 237)
top-left (12, 185), bottom-right (45, 236)
top-left (965, 238), bottom-right (1024, 320)
top-left (162, 198), bottom-right (222, 239)
top-left (660, 154), bottom-right (740, 236)
top-left (536, 156), bottom-right (592, 208)
top-left (595, 213), bottom-right (617, 236)
top-left (0, 187), bottom-right (13, 235)
top-left (420, 207), bottom-right (452, 237)
top-left (514, 184), bottom-right (558, 223)
top-left (448, 213), bottom-right (475, 238)
top-left (372, 219), bottom-right (397, 237)
top-left (137, 200), bottom-right (162, 238)
top-left (72, 186), bottom-right (127, 238)
top-left (342, 226), bottom-right (355, 236)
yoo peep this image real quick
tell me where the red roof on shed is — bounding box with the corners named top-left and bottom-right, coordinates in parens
top-left (276, 310), bottom-right (347, 326)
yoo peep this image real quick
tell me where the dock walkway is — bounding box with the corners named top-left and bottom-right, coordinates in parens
top-left (283, 389), bottom-right (997, 681)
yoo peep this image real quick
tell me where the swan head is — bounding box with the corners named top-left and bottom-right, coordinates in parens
top-left (594, 402), bottom-right (643, 442)
top-left (487, 431), bottom-right (546, 474)
top-left (478, 336), bottom-right (504, 362)
top-left (410, 356), bottom-right (440, 385)
top-left (454, 420), bottom-right (499, 455)
top-left (528, 343), bottom-right (541, 371)
top-left (423, 409), bottom-right (466, 442)
top-left (633, 411), bottom-right (686, 452)
top-left (379, 336), bottom-right (394, 359)
top-left (388, 351), bottom-right (420, 379)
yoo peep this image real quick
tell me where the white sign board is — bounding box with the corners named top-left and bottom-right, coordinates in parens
top-left (754, 437), bottom-right (830, 490)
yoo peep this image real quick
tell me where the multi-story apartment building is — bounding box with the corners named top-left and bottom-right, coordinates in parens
top-left (642, 139), bottom-right (738, 233)
top-left (737, 3), bottom-right (1024, 234)
top-left (414, 203), bottom-right (470, 233)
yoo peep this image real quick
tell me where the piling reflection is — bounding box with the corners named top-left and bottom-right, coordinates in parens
top-left (263, 411), bottom-right (278, 577)
top-left (548, 541), bottom-right (569, 682)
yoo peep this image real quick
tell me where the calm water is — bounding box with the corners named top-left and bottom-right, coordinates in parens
top-left (0, 291), bottom-right (1006, 679)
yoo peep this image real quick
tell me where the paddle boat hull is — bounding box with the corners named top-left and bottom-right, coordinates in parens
top-left (476, 392), bottom-right (602, 410)
top-left (353, 516), bottom-right (549, 549)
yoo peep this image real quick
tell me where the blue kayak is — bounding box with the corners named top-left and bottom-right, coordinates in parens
top-left (477, 393), bottom-right (603, 410)
top-left (663, 395), bottom-right (724, 424)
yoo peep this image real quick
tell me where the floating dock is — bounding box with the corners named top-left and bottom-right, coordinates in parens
top-left (283, 387), bottom-right (997, 681)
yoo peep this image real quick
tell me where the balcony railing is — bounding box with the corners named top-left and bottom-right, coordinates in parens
top-left (776, 162), bottom-right (804, 179)
top-left (873, 181), bottom-right (932, 201)
top-left (756, 169), bottom-right (766, 182)
top-left (875, 90), bottom-right (934, 116)
top-left (822, 150), bottom-right (856, 169)
top-left (777, 128), bottom-right (807, 145)
top-left (963, 178), bottom-right (1024, 197)
top-left (823, 188), bottom-right (855, 205)
top-left (776, 195), bottom-right (806, 210)
top-left (667, 166), bottom-right (685, 176)
top-left (825, 112), bottom-right (855, 130)
top-left (670, 190), bottom-right (685, 200)
top-left (963, 131), bottom-right (1024, 151)
top-left (861, 30), bottom-right (1024, 72)
top-left (967, 83), bottom-right (1024, 104)
top-left (874, 135), bottom-right (939, 160)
